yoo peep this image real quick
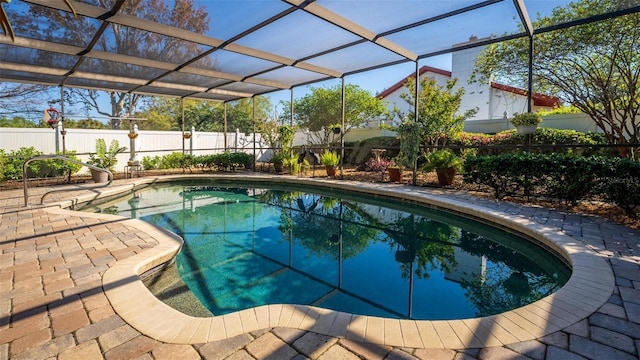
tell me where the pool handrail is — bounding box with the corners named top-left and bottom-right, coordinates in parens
top-left (23, 155), bottom-right (113, 207)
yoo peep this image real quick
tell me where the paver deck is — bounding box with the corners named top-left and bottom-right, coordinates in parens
top-left (1, 173), bottom-right (639, 359)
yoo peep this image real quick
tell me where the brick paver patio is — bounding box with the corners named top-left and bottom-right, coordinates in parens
top-left (1, 174), bottom-right (639, 359)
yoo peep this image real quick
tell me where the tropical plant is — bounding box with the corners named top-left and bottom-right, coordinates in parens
top-left (510, 112), bottom-right (542, 127)
top-left (421, 149), bottom-right (464, 173)
top-left (87, 139), bottom-right (127, 171)
top-left (320, 150), bottom-right (340, 167)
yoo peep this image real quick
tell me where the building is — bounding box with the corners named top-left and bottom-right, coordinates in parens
top-left (376, 37), bottom-right (560, 127)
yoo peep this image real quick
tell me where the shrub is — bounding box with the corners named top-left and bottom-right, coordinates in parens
top-left (449, 128), bottom-right (607, 156)
top-left (160, 152), bottom-right (186, 169)
top-left (464, 153), bottom-right (640, 212)
top-left (0, 147), bottom-right (83, 181)
top-left (3, 147), bottom-right (43, 180)
top-left (596, 158), bottom-right (640, 217)
top-left (538, 154), bottom-right (602, 205)
top-left (41, 151), bottom-right (83, 178)
top-left (141, 155), bottom-right (161, 170)
top-left (463, 153), bottom-right (533, 199)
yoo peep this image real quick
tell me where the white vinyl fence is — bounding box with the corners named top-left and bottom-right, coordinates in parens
top-left (0, 127), bottom-right (270, 174)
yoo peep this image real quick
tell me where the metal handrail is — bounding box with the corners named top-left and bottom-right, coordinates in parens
top-left (23, 155), bottom-right (113, 207)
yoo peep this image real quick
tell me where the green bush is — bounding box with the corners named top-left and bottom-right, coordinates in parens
top-left (537, 154), bottom-right (603, 205)
top-left (43, 151), bottom-right (83, 178)
top-left (464, 153), bottom-right (640, 214)
top-left (160, 152), bottom-right (186, 169)
top-left (464, 153), bottom-right (598, 203)
top-left (450, 128), bottom-right (607, 156)
top-left (3, 147), bottom-right (43, 180)
top-left (0, 147), bottom-right (82, 180)
top-left (463, 153), bottom-right (533, 199)
top-left (596, 158), bottom-right (640, 217)
top-left (190, 152), bottom-right (254, 171)
top-left (141, 155), bottom-right (161, 170)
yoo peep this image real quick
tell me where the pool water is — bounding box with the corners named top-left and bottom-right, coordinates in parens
top-left (84, 180), bottom-right (570, 320)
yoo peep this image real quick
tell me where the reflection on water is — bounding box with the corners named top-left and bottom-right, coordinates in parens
top-left (84, 181), bottom-right (570, 320)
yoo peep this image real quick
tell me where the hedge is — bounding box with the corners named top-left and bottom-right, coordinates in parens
top-left (463, 153), bottom-right (640, 216)
top-left (450, 128), bottom-right (608, 155)
top-left (0, 147), bottom-right (82, 181)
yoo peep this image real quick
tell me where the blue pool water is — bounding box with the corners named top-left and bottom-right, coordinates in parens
top-left (84, 180), bottom-right (570, 320)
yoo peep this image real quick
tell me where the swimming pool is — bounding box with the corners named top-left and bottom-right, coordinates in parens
top-left (84, 179), bottom-right (570, 321)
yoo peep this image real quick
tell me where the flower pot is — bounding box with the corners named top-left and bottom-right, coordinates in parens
top-left (325, 165), bottom-right (336, 177)
top-left (388, 167), bottom-right (403, 182)
top-left (436, 167), bottom-right (456, 186)
top-left (516, 125), bottom-right (537, 135)
top-left (183, 133), bottom-right (192, 139)
top-left (244, 160), bottom-right (254, 171)
top-left (90, 169), bottom-right (109, 183)
top-left (273, 161), bottom-right (284, 173)
top-left (128, 133), bottom-right (138, 139)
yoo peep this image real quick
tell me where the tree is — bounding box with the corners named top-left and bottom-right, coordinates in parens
top-left (133, 97), bottom-right (193, 131)
top-left (472, 0), bottom-right (640, 156)
top-left (135, 96), bottom-right (272, 133)
top-left (0, 83), bottom-right (59, 122)
top-left (14, 0), bottom-right (211, 129)
top-left (0, 116), bottom-right (39, 128)
top-left (284, 84), bottom-right (388, 144)
top-left (395, 77), bottom-right (477, 150)
top-left (63, 118), bottom-right (110, 129)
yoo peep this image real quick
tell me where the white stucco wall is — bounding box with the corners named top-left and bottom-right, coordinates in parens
top-left (451, 44), bottom-right (491, 120)
top-left (379, 38), bottom-right (556, 124)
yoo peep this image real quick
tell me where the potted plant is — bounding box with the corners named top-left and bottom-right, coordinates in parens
top-left (510, 112), bottom-right (542, 134)
top-left (387, 163), bottom-right (403, 182)
top-left (421, 149), bottom-right (463, 186)
top-left (87, 138), bottom-right (127, 182)
top-left (319, 149), bottom-right (340, 177)
top-left (271, 151), bottom-right (287, 173)
top-left (387, 153), bottom-right (406, 183)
